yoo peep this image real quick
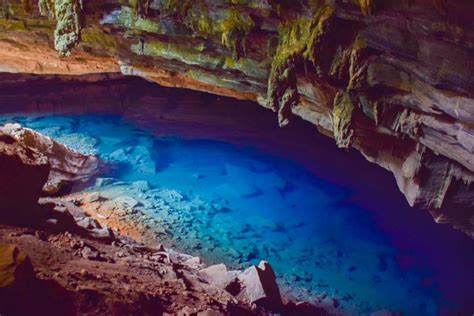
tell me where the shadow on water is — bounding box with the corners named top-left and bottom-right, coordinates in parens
top-left (152, 138), bottom-right (176, 173)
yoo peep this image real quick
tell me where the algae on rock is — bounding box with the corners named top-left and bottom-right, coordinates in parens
top-left (332, 91), bottom-right (355, 149)
top-left (38, 0), bottom-right (82, 56)
top-left (267, 6), bottom-right (334, 127)
top-left (160, 1), bottom-right (254, 60)
top-left (130, 0), bottom-right (150, 18)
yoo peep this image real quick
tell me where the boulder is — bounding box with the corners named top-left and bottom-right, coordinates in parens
top-left (76, 217), bottom-right (115, 241)
top-left (0, 244), bottom-right (35, 290)
top-left (199, 264), bottom-right (238, 288)
top-left (237, 261), bottom-right (282, 310)
top-left (0, 123), bottom-right (99, 194)
top-left (184, 256), bottom-right (204, 270)
top-left (0, 244), bottom-right (72, 315)
top-left (0, 131), bottom-right (50, 224)
top-left (39, 198), bottom-right (115, 241)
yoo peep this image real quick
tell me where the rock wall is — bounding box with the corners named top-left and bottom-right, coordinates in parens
top-left (0, 0), bottom-right (472, 236)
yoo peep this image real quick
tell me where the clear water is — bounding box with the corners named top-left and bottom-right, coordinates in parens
top-left (1, 114), bottom-right (472, 315)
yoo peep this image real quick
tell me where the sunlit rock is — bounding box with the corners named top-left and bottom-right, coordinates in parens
top-left (0, 123), bottom-right (99, 194)
top-left (238, 261), bottom-right (282, 309)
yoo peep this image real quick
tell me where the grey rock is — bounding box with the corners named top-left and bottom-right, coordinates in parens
top-left (238, 261), bottom-right (282, 308)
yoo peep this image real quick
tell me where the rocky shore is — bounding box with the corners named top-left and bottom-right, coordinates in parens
top-left (0, 123), bottom-right (365, 315)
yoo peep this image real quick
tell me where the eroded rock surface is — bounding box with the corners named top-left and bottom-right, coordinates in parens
top-left (0, 1), bottom-right (472, 234)
top-left (0, 125), bottom-right (108, 239)
top-left (0, 123), bottom-right (99, 194)
top-left (0, 129), bottom-right (49, 224)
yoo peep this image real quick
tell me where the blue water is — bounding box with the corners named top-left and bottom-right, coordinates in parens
top-left (1, 114), bottom-right (472, 315)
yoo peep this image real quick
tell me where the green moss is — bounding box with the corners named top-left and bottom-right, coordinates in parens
top-left (329, 46), bottom-right (351, 81)
top-left (117, 5), bottom-right (163, 34)
top-left (38, 0), bottom-right (55, 18)
top-left (185, 69), bottom-right (238, 90)
top-left (303, 6), bottom-right (334, 73)
top-left (161, 1), bottom-right (254, 59)
top-left (348, 36), bottom-right (369, 90)
top-left (53, 0), bottom-right (81, 56)
top-left (266, 16), bottom-right (310, 125)
top-left (0, 19), bottom-right (28, 31)
top-left (267, 5), bottom-right (334, 126)
top-left (332, 91), bottom-right (355, 148)
top-left (131, 40), bottom-right (224, 70)
top-left (130, 0), bottom-right (150, 18)
top-left (38, 0), bottom-right (82, 56)
top-left (223, 56), bottom-right (268, 80)
top-left (273, 17), bottom-right (311, 70)
top-left (81, 27), bottom-right (118, 54)
top-left (161, 0), bottom-right (194, 19)
top-left (0, 17), bottom-right (55, 31)
top-left (134, 16), bottom-right (160, 33)
top-left (219, 8), bottom-right (254, 59)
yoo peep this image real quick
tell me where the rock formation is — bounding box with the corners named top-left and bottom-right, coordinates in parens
top-left (0, 123), bottom-right (99, 194)
top-left (0, 124), bottom-right (109, 239)
top-left (0, 0), bottom-right (472, 236)
top-left (0, 129), bottom-right (50, 224)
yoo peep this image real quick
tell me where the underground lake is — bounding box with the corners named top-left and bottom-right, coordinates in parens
top-left (1, 0), bottom-right (474, 314)
top-left (0, 99), bottom-right (472, 315)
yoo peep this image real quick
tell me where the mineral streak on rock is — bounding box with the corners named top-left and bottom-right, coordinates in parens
top-left (0, 0), bottom-right (473, 236)
top-left (0, 243), bottom-right (34, 289)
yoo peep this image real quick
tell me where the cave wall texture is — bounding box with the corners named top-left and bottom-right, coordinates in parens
top-left (0, 0), bottom-right (473, 237)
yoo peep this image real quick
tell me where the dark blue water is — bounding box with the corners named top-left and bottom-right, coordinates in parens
top-left (1, 114), bottom-right (472, 315)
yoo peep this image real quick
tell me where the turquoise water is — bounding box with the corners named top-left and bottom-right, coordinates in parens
top-left (1, 114), bottom-right (472, 315)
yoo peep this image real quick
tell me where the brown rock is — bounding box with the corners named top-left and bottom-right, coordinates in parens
top-left (0, 131), bottom-right (50, 225)
top-left (199, 264), bottom-right (237, 288)
top-left (0, 244), bottom-right (35, 289)
top-left (0, 123), bottom-right (99, 195)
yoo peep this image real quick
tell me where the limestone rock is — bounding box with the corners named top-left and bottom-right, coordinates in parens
top-left (0, 123), bottom-right (99, 194)
top-left (0, 244), bottom-right (35, 289)
top-left (0, 131), bottom-right (50, 224)
top-left (39, 198), bottom-right (115, 241)
top-left (237, 261), bottom-right (282, 309)
top-left (199, 263), bottom-right (238, 288)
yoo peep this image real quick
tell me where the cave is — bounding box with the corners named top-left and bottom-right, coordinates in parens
top-left (0, 1), bottom-right (473, 315)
